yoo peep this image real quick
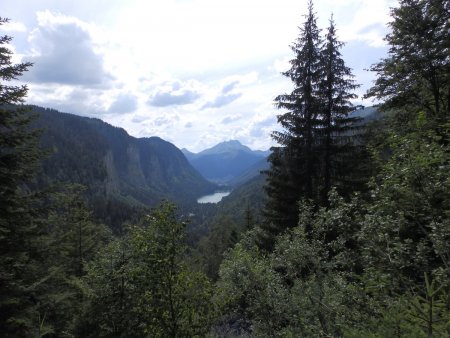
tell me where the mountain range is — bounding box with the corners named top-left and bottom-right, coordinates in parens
top-left (182, 140), bottom-right (270, 184)
top-left (28, 105), bottom-right (379, 231)
top-left (32, 106), bottom-right (217, 209)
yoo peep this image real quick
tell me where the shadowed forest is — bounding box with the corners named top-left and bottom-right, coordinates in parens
top-left (1, 0), bottom-right (449, 336)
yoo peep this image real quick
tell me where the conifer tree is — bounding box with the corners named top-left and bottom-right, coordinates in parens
top-left (0, 18), bottom-right (46, 336)
top-left (262, 0), bottom-right (323, 248)
top-left (262, 3), bottom-right (361, 249)
top-left (318, 16), bottom-right (361, 205)
top-left (366, 0), bottom-right (449, 124)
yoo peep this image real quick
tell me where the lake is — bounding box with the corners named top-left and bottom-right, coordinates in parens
top-left (197, 191), bottom-right (231, 204)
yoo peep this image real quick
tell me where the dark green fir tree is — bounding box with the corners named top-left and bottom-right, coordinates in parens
top-left (262, 0), bottom-right (323, 249)
top-left (0, 17), bottom-right (47, 337)
top-left (261, 2), bottom-right (362, 250)
top-left (365, 0), bottom-right (450, 127)
top-left (318, 15), bottom-right (362, 206)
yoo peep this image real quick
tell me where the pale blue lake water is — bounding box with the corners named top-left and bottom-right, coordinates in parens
top-left (197, 191), bottom-right (231, 204)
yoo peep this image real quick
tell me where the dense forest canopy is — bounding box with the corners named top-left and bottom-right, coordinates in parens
top-left (1, 0), bottom-right (449, 336)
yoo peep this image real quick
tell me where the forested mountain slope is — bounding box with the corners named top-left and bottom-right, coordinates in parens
top-left (32, 106), bottom-right (216, 208)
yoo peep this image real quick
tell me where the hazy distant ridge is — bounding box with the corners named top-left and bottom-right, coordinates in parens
top-left (182, 140), bottom-right (269, 185)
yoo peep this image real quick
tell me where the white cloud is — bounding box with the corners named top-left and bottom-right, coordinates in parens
top-left (0, 20), bottom-right (27, 32)
top-left (271, 57), bottom-right (291, 74)
top-left (108, 93), bottom-right (138, 114)
top-left (3, 0), bottom-right (394, 152)
top-left (324, 0), bottom-right (395, 47)
top-left (24, 11), bottom-right (112, 86)
top-left (202, 93), bottom-right (242, 109)
top-left (221, 115), bottom-right (242, 124)
top-left (27, 84), bottom-right (108, 116)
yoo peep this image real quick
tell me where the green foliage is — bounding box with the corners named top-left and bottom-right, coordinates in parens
top-left (215, 194), bottom-right (370, 336)
top-left (264, 0), bottom-right (324, 237)
top-left (359, 122), bottom-right (450, 291)
top-left (405, 272), bottom-right (450, 337)
top-left (346, 271), bottom-right (450, 337)
top-left (76, 237), bottom-right (137, 337)
top-left (81, 202), bottom-right (214, 337)
top-left (318, 15), bottom-right (363, 205)
top-left (263, 1), bottom-right (364, 249)
top-left (217, 1), bottom-right (450, 335)
top-left (0, 17), bottom-right (48, 337)
top-left (366, 0), bottom-right (449, 123)
top-left (215, 118), bottom-right (450, 336)
top-left (42, 186), bottom-right (111, 335)
top-left (194, 215), bottom-right (239, 280)
top-left (213, 236), bottom-right (289, 337)
top-left (270, 194), bottom-right (369, 336)
top-left (190, 175), bottom-right (266, 280)
top-left (2, 0), bottom-right (449, 336)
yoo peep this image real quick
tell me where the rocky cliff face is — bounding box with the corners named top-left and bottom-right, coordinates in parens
top-left (32, 106), bottom-right (216, 207)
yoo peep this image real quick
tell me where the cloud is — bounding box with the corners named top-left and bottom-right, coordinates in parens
top-left (0, 20), bottom-right (27, 32)
top-left (200, 74), bottom-right (256, 109)
top-left (28, 86), bottom-right (106, 116)
top-left (152, 114), bottom-right (179, 127)
top-left (202, 92), bottom-right (242, 109)
top-left (131, 115), bottom-right (149, 123)
top-left (222, 81), bottom-right (239, 94)
top-left (147, 80), bottom-right (201, 107)
top-left (24, 11), bottom-right (111, 86)
top-left (148, 90), bottom-right (200, 107)
top-left (335, 0), bottom-right (393, 48)
top-left (108, 94), bottom-right (138, 114)
top-left (185, 122), bottom-right (193, 128)
top-left (221, 115), bottom-right (241, 124)
top-left (271, 57), bottom-right (291, 74)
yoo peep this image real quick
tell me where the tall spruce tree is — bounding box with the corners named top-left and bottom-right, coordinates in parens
top-left (318, 16), bottom-right (361, 205)
top-left (365, 0), bottom-right (449, 125)
top-left (0, 18), bottom-right (46, 336)
top-left (261, 3), bottom-right (360, 249)
top-left (262, 0), bottom-right (323, 249)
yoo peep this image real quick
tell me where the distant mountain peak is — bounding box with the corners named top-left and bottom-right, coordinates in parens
top-left (183, 139), bottom-right (270, 184)
top-left (201, 140), bottom-right (252, 155)
top-left (222, 140), bottom-right (242, 146)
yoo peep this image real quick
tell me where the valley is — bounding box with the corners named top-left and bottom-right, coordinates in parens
top-left (28, 105), bottom-right (271, 235)
top-left (2, 1), bottom-right (448, 334)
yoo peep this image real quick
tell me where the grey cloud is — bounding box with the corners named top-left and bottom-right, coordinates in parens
top-left (250, 127), bottom-right (265, 138)
top-left (202, 92), bottom-right (242, 109)
top-left (249, 117), bottom-right (277, 137)
top-left (153, 116), bottom-right (172, 127)
top-left (108, 94), bottom-right (138, 114)
top-left (357, 23), bottom-right (386, 35)
top-left (28, 87), bottom-right (104, 116)
top-left (222, 81), bottom-right (239, 94)
top-left (171, 81), bottom-right (182, 91)
top-left (132, 115), bottom-right (149, 123)
top-left (148, 90), bottom-right (199, 107)
top-left (24, 22), bottom-right (112, 86)
top-left (221, 115), bottom-right (241, 124)
top-left (148, 112), bottom-right (180, 127)
top-left (185, 122), bottom-right (193, 128)
top-left (256, 116), bottom-right (276, 127)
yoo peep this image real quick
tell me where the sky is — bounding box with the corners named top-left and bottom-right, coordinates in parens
top-left (1, 0), bottom-right (396, 152)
